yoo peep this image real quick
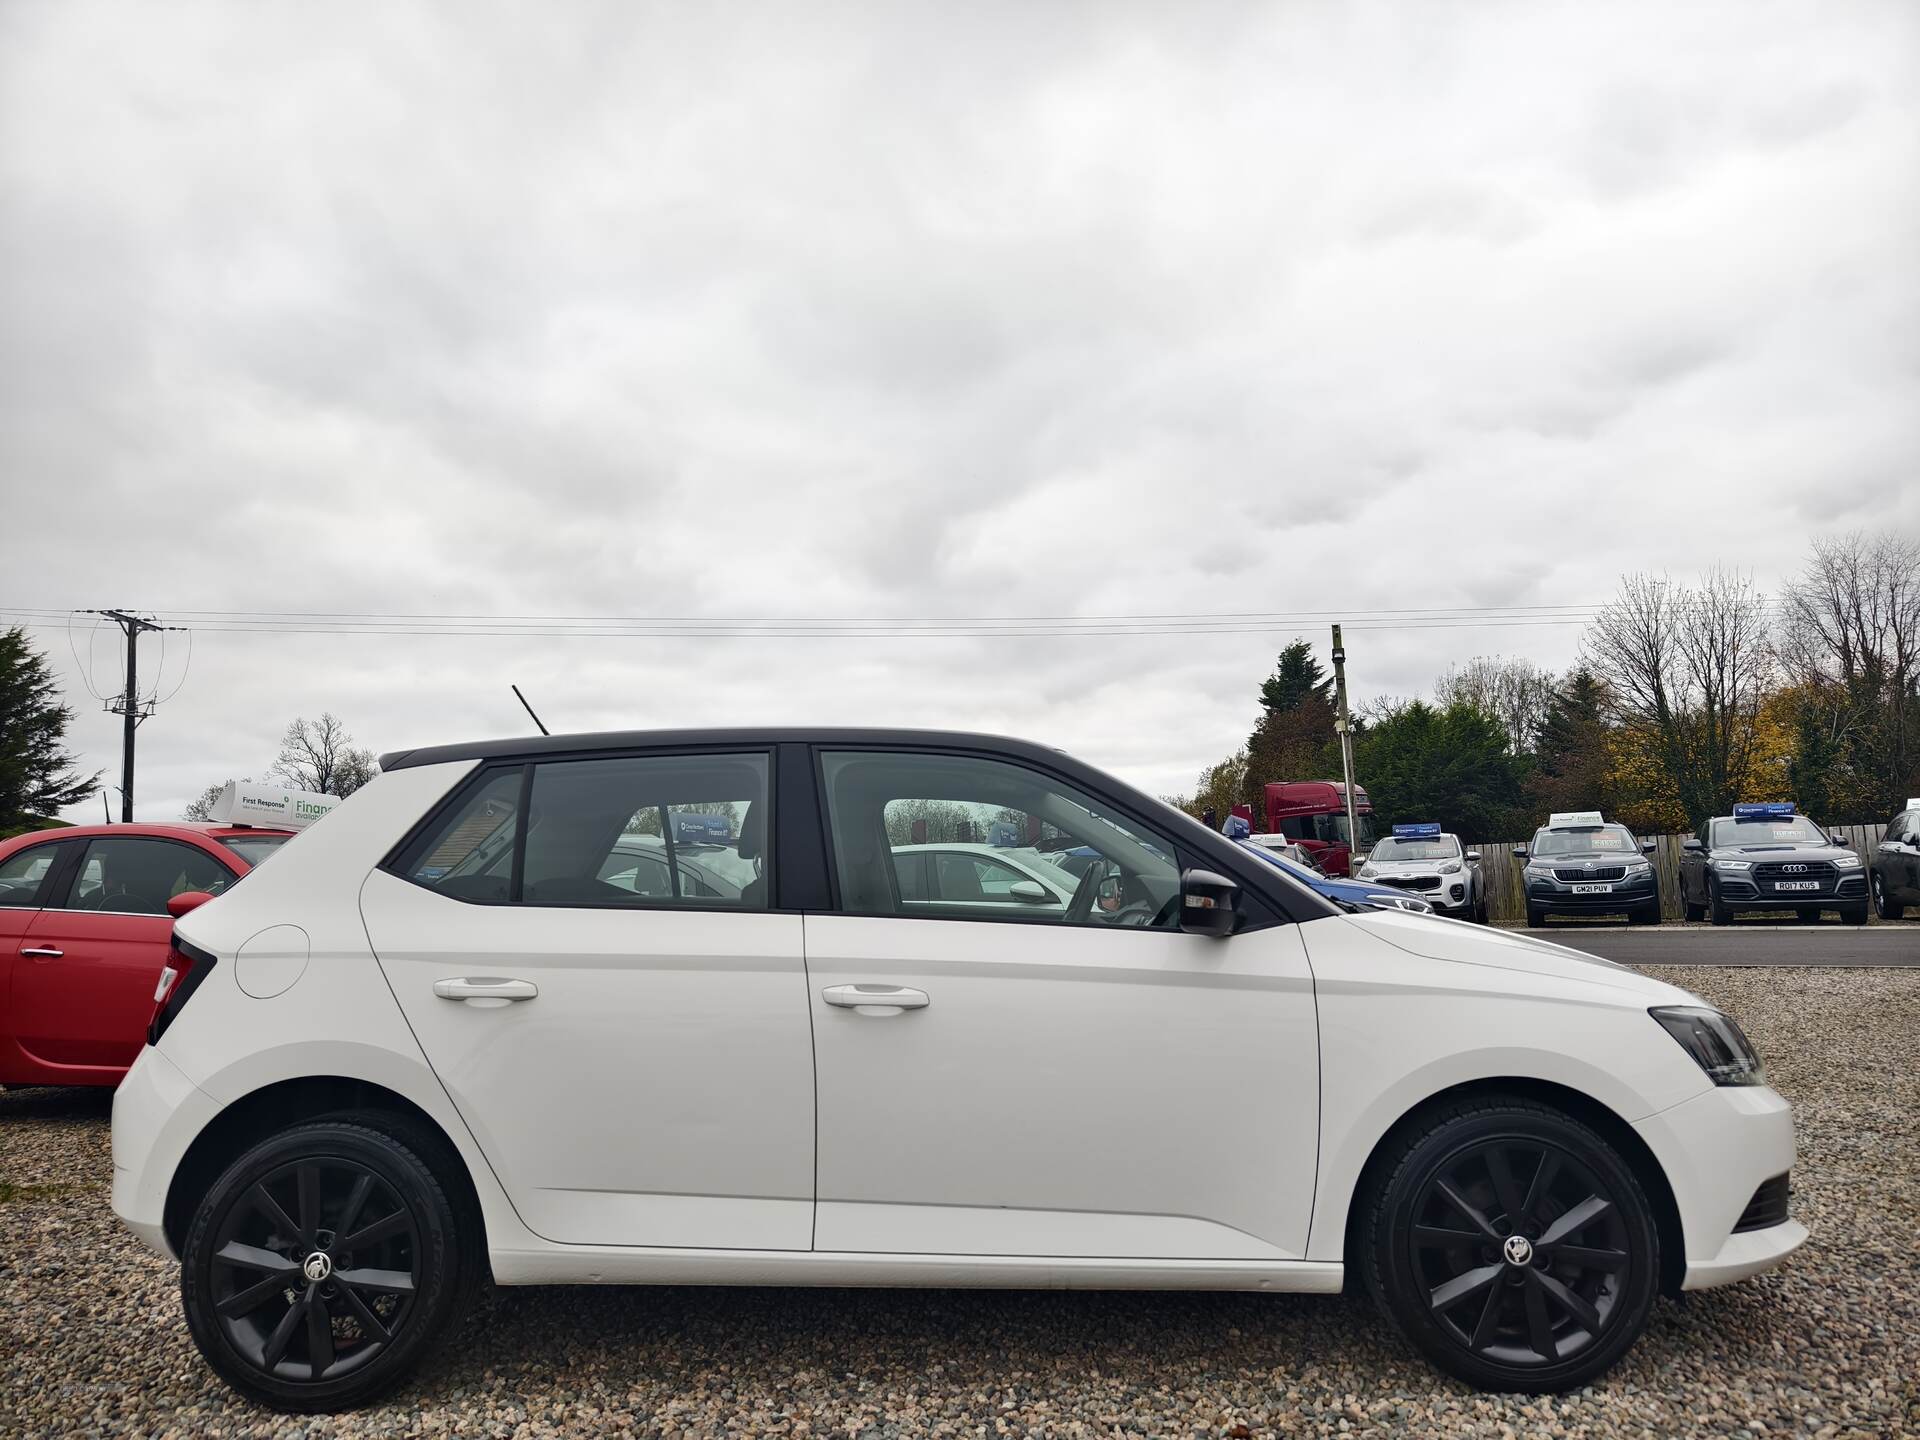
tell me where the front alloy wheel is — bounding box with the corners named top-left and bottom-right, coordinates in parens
top-left (181, 1117), bottom-right (474, 1411)
top-left (1366, 1100), bottom-right (1659, 1391)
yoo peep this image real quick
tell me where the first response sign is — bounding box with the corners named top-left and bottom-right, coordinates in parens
top-left (206, 782), bottom-right (340, 830)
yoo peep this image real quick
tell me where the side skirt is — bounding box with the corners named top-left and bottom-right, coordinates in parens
top-left (487, 1247), bottom-right (1345, 1292)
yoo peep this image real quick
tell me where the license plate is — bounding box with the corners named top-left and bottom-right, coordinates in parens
top-left (1772, 880), bottom-right (1820, 892)
top-left (1570, 883), bottom-right (1613, 894)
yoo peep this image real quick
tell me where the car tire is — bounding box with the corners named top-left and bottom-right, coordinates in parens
top-left (1682, 893), bottom-right (1704, 922)
top-left (1838, 901), bottom-right (1869, 926)
top-left (1361, 1096), bottom-right (1661, 1393)
top-left (1795, 907), bottom-right (1821, 924)
top-left (1708, 882), bottom-right (1734, 926)
top-left (1525, 903), bottom-right (1549, 929)
top-left (1873, 874), bottom-right (1904, 921)
top-left (1630, 899), bottom-right (1660, 925)
top-left (180, 1113), bottom-right (480, 1412)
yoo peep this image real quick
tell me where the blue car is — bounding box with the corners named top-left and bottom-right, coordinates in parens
top-left (1238, 840), bottom-right (1436, 915)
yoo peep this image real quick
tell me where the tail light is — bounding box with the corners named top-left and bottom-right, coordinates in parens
top-left (149, 933), bottom-right (217, 1045)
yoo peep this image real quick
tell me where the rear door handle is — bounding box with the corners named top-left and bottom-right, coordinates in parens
top-left (433, 976), bottom-right (538, 1006)
top-left (20, 947), bottom-right (63, 959)
top-left (822, 984), bottom-right (929, 1015)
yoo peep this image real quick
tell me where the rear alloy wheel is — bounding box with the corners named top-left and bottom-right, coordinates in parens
top-left (1872, 874), bottom-right (1904, 921)
top-left (181, 1118), bottom-right (475, 1411)
top-left (1365, 1100), bottom-right (1659, 1392)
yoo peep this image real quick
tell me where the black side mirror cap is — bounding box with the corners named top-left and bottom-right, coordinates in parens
top-left (1641, 839), bottom-right (1657, 853)
top-left (1682, 838), bottom-right (1704, 852)
top-left (1179, 867), bottom-right (1240, 937)
top-left (1511, 846), bottom-right (1529, 860)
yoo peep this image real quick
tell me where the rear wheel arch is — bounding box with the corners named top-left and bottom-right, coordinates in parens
top-left (1340, 1076), bottom-right (1686, 1296)
top-left (162, 1075), bottom-right (487, 1262)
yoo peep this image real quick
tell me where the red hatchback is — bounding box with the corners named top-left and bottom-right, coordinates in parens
top-left (0, 823), bottom-right (293, 1087)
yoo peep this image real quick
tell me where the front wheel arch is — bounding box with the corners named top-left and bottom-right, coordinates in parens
top-left (1341, 1077), bottom-right (1686, 1297)
top-left (163, 1076), bottom-right (487, 1264)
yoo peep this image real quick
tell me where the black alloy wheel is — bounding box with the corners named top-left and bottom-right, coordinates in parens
top-left (181, 1117), bottom-right (476, 1411)
top-left (1365, 1099), bottom-right (1659, 1392)
top-left (1874, 872), bottom-right (1904, 920)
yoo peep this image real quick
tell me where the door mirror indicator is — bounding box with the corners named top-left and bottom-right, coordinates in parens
top-left (166, 890), bottom-right (215, 919)
top-left (1178, 868), bottom-right (1239, 937)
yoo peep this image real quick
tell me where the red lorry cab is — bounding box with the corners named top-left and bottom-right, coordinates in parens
top-left (1262, 781), bottom-right (1376, 877)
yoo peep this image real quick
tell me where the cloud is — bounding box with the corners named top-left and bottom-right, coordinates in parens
top-left (1, 0), bottom-right (1916, 814)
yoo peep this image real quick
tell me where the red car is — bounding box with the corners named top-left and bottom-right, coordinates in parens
top-left (0, 823), bottom-right (292, 1087)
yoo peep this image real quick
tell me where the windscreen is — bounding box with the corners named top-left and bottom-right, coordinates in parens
top-left (1531, 824), bottom-right (1638, 857)
top-left (1709, 815), bottom-right (1828, 848)
top-left (222, 834), bottom-right (291, 867)
top-left (1369, 835), bottom-right (1459, 862)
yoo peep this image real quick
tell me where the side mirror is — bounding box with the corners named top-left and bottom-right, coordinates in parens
top-left (1641, 839), bottom-right (1657, 854)
top-left (1465, 850), bottom-right (1481, 863)
top-left (1682, 838), bottom-right (1704, 853)
top-left (1007, 879), bottom-right (1052, 904)
top-left (1511, 846), bottom-right (1529, 861)
top-left (166, 890), bottom-right (214, 918)
top-left (1178, 867), bottom-right (1239, 937)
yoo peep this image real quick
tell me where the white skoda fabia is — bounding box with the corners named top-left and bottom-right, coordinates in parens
top-left (112, 730), bottom-right (1805, 1410)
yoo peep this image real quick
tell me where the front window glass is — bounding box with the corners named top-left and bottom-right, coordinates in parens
top-left (62, 838), bottom-right (233, 914)
top-left (1709, 815), bottom-right (1829, 848)
top-left (821, 751), bottom-right (1179, 928)
top-left (1368, 835), bottom-right (1460, 862)
top-left (1531, 825), bottom-right (1638, 857)
top-left (1317, 812), bottom-right (1376, 846)
top-left (0, 844), bottom-right (62, 906)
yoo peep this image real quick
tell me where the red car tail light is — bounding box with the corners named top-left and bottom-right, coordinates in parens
top-left (149, 933), bottom-right (217, 1045)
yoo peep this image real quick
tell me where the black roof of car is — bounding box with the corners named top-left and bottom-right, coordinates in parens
top-left (378, 727), bottom-right (1070, 772)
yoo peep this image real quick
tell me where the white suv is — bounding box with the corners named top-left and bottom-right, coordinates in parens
top-left (113, 729), bottom-right (1805, 1410)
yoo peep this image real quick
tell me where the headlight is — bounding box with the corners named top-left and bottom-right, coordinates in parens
top-left (1625, 858), bottom-right (1652, 873)
top-left (1389, 895), bottom-right (1434, 913)
top-left (1711, 858), bottom-right (1752, 872)
top-left (1650, 1006), bottom-right (1764, 1086)
top-left (1831, 853), bottom-right (1862, 870)
top-left (1437, 860), bottom-right (1462, 874)
top-left (1356, 864), bottom-right (1377, 878)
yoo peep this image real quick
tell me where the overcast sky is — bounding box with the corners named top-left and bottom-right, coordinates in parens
top-left (3, 0), bottom-right (1917, 819)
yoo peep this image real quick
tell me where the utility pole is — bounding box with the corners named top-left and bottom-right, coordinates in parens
top-left (90, 610), bottom-right (183, 823)
top-left (1330, 623), bottom-right (1362, 870)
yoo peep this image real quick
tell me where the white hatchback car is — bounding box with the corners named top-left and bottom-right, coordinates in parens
top-left (113, 729), bottom-right (1805, 1411)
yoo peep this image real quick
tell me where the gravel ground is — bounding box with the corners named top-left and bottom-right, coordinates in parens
top-left (3, 965), bottom-right (1916, 1439)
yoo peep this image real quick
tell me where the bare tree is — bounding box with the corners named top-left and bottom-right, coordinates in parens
top-left (1778, 532), bottom-right (1920, 816)
top-left (271, 714), bottom-right (379, 798)
top-left (1434, 655), bottom-right (1559, 755)
top-left (1582, 570), bottom-right (1774, 829)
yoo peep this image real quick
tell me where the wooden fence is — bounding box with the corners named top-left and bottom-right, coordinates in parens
top-left (1465, 823), bottom-right (1890, 927)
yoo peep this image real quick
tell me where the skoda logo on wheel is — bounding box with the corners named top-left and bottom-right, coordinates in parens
top-left (302, 1252), bottom-right (332, 1284)
top-left (1502, 1234), bottom-right (1534, 1267)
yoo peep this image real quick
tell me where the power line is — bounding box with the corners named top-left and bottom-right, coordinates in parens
top-left (86, 610), bottom-right (189, 823)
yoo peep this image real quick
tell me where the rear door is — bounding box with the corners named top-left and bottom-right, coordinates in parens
top-left (360, 749), bottom-right (816, 1250)
top-left (12, 836), bottom-right (236, 1078)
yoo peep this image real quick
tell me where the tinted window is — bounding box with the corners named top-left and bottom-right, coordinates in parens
top-left (1708, 816), bottom-right (1828, 848)
top-left (1532, 825), bottom-right (1638, 857)
top-left (0, 842), bottom-right (65, 907)
top-left (820, 751), bottom-right (1179, 928)
top-left (61, 837), bottom-right (233, 915)
top-left (522, 753), bottom-right (768, 908)
top-left (401, 768), bottom-right (524, 903)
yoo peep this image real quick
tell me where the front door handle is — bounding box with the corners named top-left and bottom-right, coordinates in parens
top-left (433, 976), bottom-right (538, 1007)
top-left (20, 947), bottom-right (63, 959)
top-left (822, 984), bottom-right (929, 1015)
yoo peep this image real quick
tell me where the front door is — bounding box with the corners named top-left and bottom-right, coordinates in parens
top-left (361, 751), bottom-right (815, 1250)
top-left (806, 748), bottom-right (1320, 1261)
top-left (11, 836), bottom-right (235, 1081)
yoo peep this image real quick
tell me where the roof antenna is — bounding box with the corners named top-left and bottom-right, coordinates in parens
top-left (511, 684), bottom-right (550, 736)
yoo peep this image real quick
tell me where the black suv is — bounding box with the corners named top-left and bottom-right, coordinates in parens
top-left (1678, 804), bottom-right (1869, 925)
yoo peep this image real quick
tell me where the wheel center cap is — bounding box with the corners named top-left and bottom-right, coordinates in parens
top-left (1502, 1234), bottom-right (1534, 1267)
top-left (302, 1251), bottom-right (333, 1284)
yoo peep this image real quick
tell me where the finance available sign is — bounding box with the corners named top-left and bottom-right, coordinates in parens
top-left (206, 782), bottom-right (341, 830)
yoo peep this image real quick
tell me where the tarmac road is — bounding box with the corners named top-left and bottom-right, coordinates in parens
top-left (1515, 920), bottom-right (1920, 966)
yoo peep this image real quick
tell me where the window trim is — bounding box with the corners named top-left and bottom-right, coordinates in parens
top-left (812, 743), bottom-right (1280, 935)
top-left (380, 748), bottom-right (779, 915)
